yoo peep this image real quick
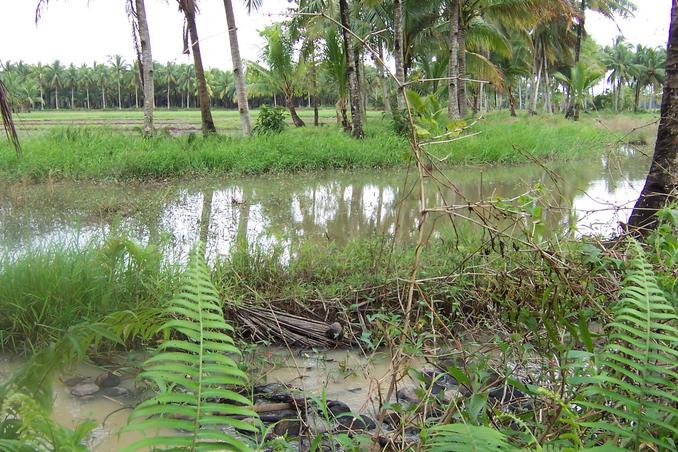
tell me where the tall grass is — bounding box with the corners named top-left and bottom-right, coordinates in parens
top-left (0, 113), bottom-right (643, 181)
top-left (0, 239), bottom-right (179, 353)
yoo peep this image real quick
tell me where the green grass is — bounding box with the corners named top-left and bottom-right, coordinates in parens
top-left (0, 110), bottom-right (657, 181)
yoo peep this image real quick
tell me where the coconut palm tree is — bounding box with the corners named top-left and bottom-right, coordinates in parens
top-left (630, 45), bottom-right (666, 112)
top-left (177, 0), bottom-right (216, 135)
top-left (324, 27), bottom-right (350, 130)
top-left (93, 62), bottom-right (109, 109)
top-left (223, 0), bottom-right (258, 135)
top-left (109, 55), bottom-right (128, 110)
top-left (628, 0), bottom-right (677, 231)
top-left (554, 61), bottom-right (603, 120)
top-left (79, 64), bottom-right (93, 109)
top-left (602, 36), bottom-right (633, 111)
top-left (249, 24), bottom-right (307, 127)
top-left (64, 64), bottom-right (78, 108)
top-left (46, 60), bottom-right (64, 110)
top-left (339, 0), bottom-right (364, 138)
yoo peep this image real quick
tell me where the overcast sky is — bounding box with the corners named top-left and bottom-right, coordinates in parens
top-left (0, 0), bottom-right (672, 70)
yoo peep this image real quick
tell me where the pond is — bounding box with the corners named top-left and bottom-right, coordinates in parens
top-left (0, 146), bottom-right (650, 260)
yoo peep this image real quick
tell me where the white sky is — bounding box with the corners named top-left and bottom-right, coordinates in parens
top-left (0, 0), bottom-right (673, 70)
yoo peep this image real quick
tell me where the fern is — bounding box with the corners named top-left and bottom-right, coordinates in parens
top-left (124, 248), bottom-right (258, 451)
top-left (580, 240), bottom-right (678, 450)
top-left (427, 424), bottom-right (515, 452)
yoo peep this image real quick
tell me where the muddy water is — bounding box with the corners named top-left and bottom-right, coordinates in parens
top-left (1, 348), bottom-right (402, 451)
top-left (0, 147), bottom-right (650, 259)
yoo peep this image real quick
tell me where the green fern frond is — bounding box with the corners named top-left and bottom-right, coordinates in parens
top-left (124, 248), bottom-right (258, 452)
top-left (580, 240), bottom-right (678, 450)
top-left (427, 424), bottom-right (515, 452)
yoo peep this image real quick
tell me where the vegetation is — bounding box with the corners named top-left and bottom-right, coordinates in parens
top-left (1, 0), bottom-right (678, 450)
top-left (0, 112), bottom-right (653, 181)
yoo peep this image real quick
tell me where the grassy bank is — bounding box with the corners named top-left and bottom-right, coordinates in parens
top-left (0, 112), bottom-right (657, 181)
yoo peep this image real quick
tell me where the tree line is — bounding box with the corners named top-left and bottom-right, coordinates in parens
top-left (0, 0), bottom-right (667, 136)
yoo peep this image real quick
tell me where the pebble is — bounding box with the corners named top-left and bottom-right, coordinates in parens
top-left (326, 400), bottom-right (352, 416)
top-left (102, 386), bottom-right (129, 397)
top-left (95, 372), bottom-right (121, 389)
top-left (63, 376), bottom-right (89, 387)
top-left (396, 386), bottom-right (421, 404)
top-left (273, 419), bottom-right (301, 437)
top-left (70, 383), bottom-right (100, 398)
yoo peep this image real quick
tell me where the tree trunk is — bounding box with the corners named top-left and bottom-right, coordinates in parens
top-left (529, 54), bottom-right (542, 115)
top-left (339, 0), bottom-right (364, 139)
top-left (135, 0), bottom-right (155, 135)
top-left (223, 0), bottom-right (252, 136)
top-left (377, 39), bottom-right (392, 115)
top-left (183, 1), bottom-right (216, 135)
top-left (508, 85), bottom-right (517, 117)
top-left (286, 96), bottom-right (305, 127)
top-left (393, 0), bottom-right (406, 112)
top-left (543, 50), bottom-right (552, 114)
top-left (634, 81), bottom-right (641, 112)
top-left (628, 1), bottom-right (678, 231)
top-left (55, 88), bottom-right (59, 110)
top-left (167, 77), bottom-right (171, 109)
top-left (71, 87), bottom-right (75, 109)
top-left (447, 0), bottom-right (460, 120)
top-left (86, 86), bottom-right (90, 109)
top-left (457, 16), bottom-right (467, 117)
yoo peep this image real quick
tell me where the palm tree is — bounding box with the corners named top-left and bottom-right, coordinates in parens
top-left (64, 64), bottom-right (78, 108)
top-left (79, 64), bottom-right (93, 109)
top-left (46, 60), bottom-right (64, 109)
top-left (177, 0), bottom-right (216, 135)
top-left (108, 55), bottom-right (127, 110)
top-left (178, 64), bottom-right (196, 108)
top-left (339, 0), bottom-right (364, 138)
top-left (628, 0), bottom-right (677, 231)
top-left (249, 24), bottom-right (307, 127)
top-left (393, 0), bottom-right (406, 111)
top-left (630, 45), bottom-right (666, 112)
top-left (93, 62), bottom-right (109, 109)
top-left (222, 0), bottom-right (256, 135)
top-left (324, 27), bottom-right (350, 130)
top-left (554, 61), bottom-right (603, 120)
top-left (130, 0), bottom-right (156, 136)
top-left (31, 63), bottom-right (48, 111)
top-left (602, 36), bottom-right (633, 111)
top-left (161, 62), bottom-right (178, 109)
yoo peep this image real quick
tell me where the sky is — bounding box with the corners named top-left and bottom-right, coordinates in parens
top-left (0, 0), bottom-right (673, 71)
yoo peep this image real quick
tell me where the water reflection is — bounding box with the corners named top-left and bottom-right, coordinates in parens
top-left (0, 147), bottom-right (650, 260)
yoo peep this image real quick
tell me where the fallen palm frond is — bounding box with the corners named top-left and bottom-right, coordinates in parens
top-left (0, 79), bottom-right (21, 159)
top-left (231, 302), bottom-right (346, 348)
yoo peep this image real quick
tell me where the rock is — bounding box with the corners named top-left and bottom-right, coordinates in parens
top-left (259, 410), bottom-right (299, 423)
top-left (326, 400), bottom-right (352, 417)
top-left (63, 376), bottom-right (89, 387)
top-left (70, 383), bottom-right (100, 398)
top-left (335, 414), bottom-right (367, 432)
top-left (441, 388), bottom-right (462, 404)
top-left (489, 385), bottom-right (526, 406)
top-left (325, 322), bottom-right (343, 340)
top-left (383, 411), bottom-right (401, 427)
top-left (361, 415), bottom-right (377, 430)
top-left (95, 372), bottom-right (121, 389)
top-left (102, 386), bottom-right (130, 397)
top-left (254, 383), bottom-right (293, 396)
top-left (396, 386), bottom-right (421, 404)
top-left (273, 419), bottom-right (302, 437)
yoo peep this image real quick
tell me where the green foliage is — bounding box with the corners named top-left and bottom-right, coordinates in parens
top-left (427, 424), bottom-right (514, 452)
top-left (405, 89), bottom-right (466, 139)
top-left (0, 239), bottom-right (175, 353)
top-left (124, 248), bottom-right (258, 451)
top-left (0, 112), bottom-right (644, 180)
top-left (0, 391), bottom-right (94, 451)
top-left (577, 240), bottom-right (678, 450)
top-left (253, 105), bottom-right (287, 135)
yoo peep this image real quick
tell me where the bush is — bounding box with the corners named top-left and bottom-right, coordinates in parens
top-left (253, 105), bottom-right (287, 135)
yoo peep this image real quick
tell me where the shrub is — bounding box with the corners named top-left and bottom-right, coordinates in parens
top-left (252, 105), bottom-right (287, 135)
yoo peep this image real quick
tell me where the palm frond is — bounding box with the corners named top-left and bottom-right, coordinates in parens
top-left (0, 79), bottom-right (21, 159)
top-left (579, 240), bottom-right (678, 450)
top-left (123, 248), bottom-right (258, 452)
